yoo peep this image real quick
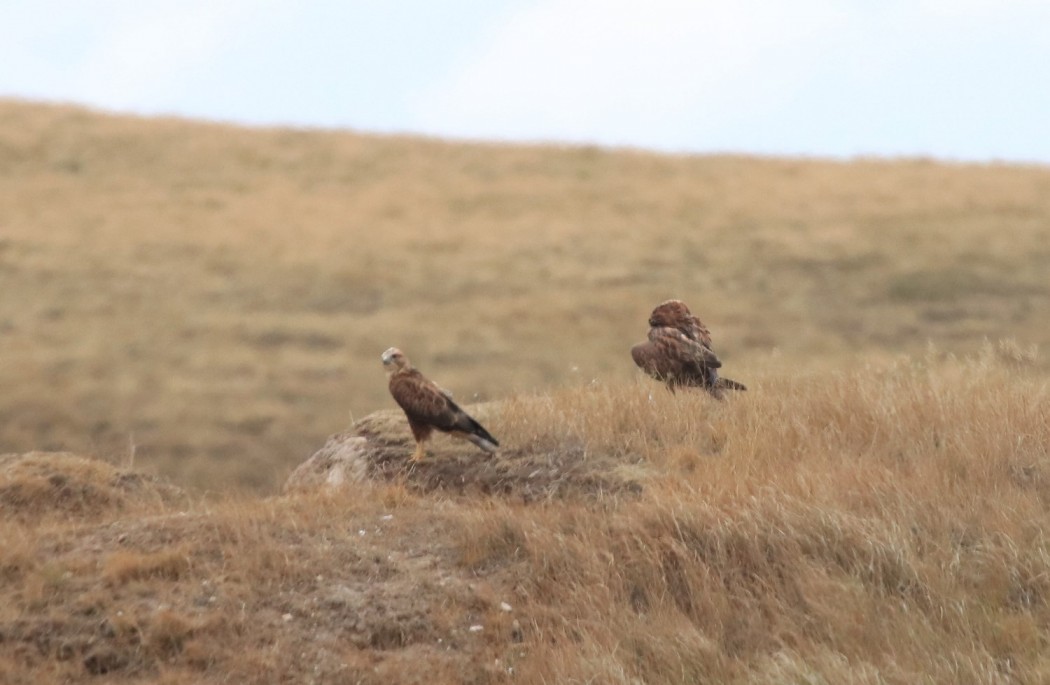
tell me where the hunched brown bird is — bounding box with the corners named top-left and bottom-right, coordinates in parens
top-left (631, 300), bottom-right (747, 399)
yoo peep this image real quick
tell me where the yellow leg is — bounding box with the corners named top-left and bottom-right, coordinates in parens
top-left (410, 442), bottom-right (426, 462)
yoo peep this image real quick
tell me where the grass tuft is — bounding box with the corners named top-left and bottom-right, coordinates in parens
top-left (103, 549), bottom-right (191, 585)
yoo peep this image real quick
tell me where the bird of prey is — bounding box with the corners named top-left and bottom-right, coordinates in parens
top-left (631, 299), bottom-right (747, 399)
top-left (381, 347), bottom-right (499, 461)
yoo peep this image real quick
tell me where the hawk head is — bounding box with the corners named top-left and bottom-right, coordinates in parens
top-left (648, 299), bottom-right (692, 328)
top-left (381, 347), bottom-right (411, 372)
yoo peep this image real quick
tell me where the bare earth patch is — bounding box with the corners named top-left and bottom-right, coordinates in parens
top-left (287, 405), bottom-right (644, 501)
top-left (0, 452), bottom-right (525, 684)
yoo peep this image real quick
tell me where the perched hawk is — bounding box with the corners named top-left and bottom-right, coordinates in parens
top-left (381, 347), bottom-right (499, 461)
top-left (631, 299), bottom-right (747, 399)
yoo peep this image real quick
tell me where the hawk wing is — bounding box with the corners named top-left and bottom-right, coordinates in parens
top-left (389, 369), bottom-right (499, 452)
top-left (631, 327), bottom-right (721, 389)
top-left (637, 301), bottom-right (746, 397)
top-left (679, 313), bottom-right (713, 348)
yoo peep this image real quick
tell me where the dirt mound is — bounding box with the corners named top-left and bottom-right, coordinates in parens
top-left (0, 452), bottom-right (188, 521)
top-left (286, 407), bottom-right (643, 501)
top-left (0, 488), bottom-right (523, 684)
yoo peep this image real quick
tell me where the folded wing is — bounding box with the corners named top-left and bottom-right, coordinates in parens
top-left (631, 327), bottom-right (722, 391)
top-left (389, 369), bottom-right (499, 452)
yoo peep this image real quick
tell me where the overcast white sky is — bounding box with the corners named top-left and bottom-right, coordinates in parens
top-left (3, 0), bottom-right (1049, 162)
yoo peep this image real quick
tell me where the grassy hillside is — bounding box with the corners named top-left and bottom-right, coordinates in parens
top-left (3, 354), bottom-right (1049, 683)
top-left (2, 100), bottom-right (1050, 683)
top-left (1, 100), bottom-right (1048, 491)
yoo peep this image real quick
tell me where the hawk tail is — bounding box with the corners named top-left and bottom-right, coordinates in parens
top-left (715, 377), bottom-right (747, 392)
top-left (461, 418), bottom-right (499, 453)
top-left (465, 430), bottom-right (499, 453)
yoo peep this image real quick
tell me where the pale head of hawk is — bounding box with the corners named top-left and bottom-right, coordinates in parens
top-left (381, 347), bottom-right (410, 372)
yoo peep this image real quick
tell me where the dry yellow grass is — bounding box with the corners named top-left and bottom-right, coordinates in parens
top-left (1, 100), bottom-right (1049, 683)
top-left (2, 99), bottom-right (1049, 491)
top-left (1, 352), bottom-right (1048, 683)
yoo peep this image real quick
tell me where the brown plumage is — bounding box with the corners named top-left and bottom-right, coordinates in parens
top-left (646, 299), bottom-right (713, 346)
top-left (631, 299), bottom-right (747, 399)
top-left (381, 347), bottom-right (499, 462)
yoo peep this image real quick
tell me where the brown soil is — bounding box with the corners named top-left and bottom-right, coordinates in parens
top-left (0, 452), bottom-right (526, 684)
top-left (349, 406), bottom-right (644, 501)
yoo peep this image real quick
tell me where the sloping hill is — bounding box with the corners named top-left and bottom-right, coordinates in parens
top-left (2, 354), bottom-right (1049, 683)
top-left (1, 100), bottom-right (1048, 492)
